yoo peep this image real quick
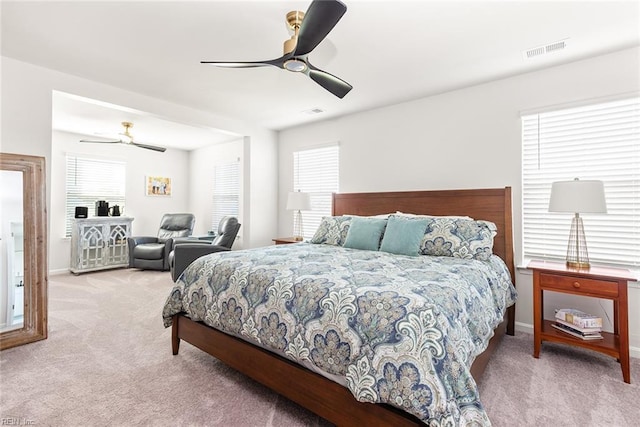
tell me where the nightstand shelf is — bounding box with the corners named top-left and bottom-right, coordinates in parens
top-left (272, 237), bottom-right (302, 245)
top-left (528, 260), bottom-right (635, 383)
top-left (541, 319), bottom-right (619, 358)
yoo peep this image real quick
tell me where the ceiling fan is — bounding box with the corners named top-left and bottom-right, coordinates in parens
top-left (80, 122), bottom-right (167, 152)
top-left (201, 0), bottom-right (352, 98)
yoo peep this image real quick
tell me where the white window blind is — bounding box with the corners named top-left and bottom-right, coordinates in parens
top-left (293, 144), bottom-right (339, 240)
top-left (522, 96), bottom-right (640, 268)
top-left (211, 161), bottom-right (240, 231)
top-left (65, 155), bottom-right (126, 237)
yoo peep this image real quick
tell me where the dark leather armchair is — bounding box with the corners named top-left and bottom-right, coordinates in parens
top-left (128, 213), bottom-right (196, 271)
top-left (169, 216), bottom-right (241, 281)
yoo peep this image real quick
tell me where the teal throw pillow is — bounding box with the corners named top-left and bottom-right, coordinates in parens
top-left (343, 217), bottom-right (388, 251)
top-left (380, 215), bottom-right (429, 256)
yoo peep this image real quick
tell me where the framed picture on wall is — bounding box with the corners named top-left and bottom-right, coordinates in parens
top-left (146, 176), bottom-right (172, 196)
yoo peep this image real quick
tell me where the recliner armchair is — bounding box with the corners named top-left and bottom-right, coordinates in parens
top-left (128, 213), bottom-right (196, 271)
top-left (169, 216), bottom-right (241, 281)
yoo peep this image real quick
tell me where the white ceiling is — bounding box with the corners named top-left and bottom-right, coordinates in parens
top-left (2, 0), bottom-right (639, 151)
top-left (51, 92), bottom-right (242, 150)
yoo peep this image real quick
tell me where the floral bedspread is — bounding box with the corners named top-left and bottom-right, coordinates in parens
top-left (162, 243), bottom-right (516, 426)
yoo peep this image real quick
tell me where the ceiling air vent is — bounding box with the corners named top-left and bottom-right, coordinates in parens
top-left (302, 108), bottom-right (325, 115)
top-left (523, 39), bottom-right (569, 59)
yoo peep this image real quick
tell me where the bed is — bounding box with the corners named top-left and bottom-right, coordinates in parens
top-left (163, 188), bottom-right (516, 426)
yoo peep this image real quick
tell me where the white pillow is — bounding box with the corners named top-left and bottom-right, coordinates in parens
top-left (346, 213), bottom-right (393, 219)
top-left (395, 211), bottom-right (473, 220)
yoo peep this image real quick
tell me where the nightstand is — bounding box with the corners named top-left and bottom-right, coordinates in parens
top-left (272, 237), bottom-right (302, 245)
top-left (528, 260), bottom-right (635, 383)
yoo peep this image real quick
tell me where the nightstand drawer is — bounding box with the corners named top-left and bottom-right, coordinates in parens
top-left (539, 273), bottom-right (618, 297)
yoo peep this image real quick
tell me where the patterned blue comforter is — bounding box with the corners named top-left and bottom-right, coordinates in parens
top-left (162, 243), bottom-right (516, 426)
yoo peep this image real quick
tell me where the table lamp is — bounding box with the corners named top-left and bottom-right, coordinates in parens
top-left (548, 178), bottom-right (607, 268)
top-left (287, 191), bottom-right (311, 241)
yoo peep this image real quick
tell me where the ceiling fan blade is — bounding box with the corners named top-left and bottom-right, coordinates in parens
top-left (294, 0), bottom-right (347, 56)
top-left (305, 62), bottom-right (352, 98)
top-left (131, 142), bottom-right (167, 152)
top-left (201, 54), bottom-right (289, 69)
top-left (79, 139), bottom-right (121, 144)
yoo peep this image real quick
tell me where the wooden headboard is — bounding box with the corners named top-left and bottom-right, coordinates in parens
top-left (332, 187), bottom-right (515, 282)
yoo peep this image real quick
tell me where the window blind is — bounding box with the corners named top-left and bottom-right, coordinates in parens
top-left (522, 96), bottom-right (640, 268)
top-left (211, 161), bottom-right (240, 231)
top-left (65, 155), bottom-right (126, 237)
top-left (293, 144), bottom-right (339, 240)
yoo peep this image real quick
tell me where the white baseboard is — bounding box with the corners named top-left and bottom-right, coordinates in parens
top-left (514, 321), bottom-right (640, 359)
top-left (49, 269), bottom-right (70, 276)
top-left (514, 321), bottom-right (534, 335)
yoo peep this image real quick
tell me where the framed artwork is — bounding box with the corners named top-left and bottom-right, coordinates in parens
top-left (146, 176), bottom-right (171, 196)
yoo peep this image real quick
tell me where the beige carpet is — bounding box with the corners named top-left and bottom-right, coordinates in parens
top-left (0, 269), bottom-right (638, 426)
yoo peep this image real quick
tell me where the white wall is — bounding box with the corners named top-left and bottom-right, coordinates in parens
top-left (0, 55), bottom-right (279, 266)
top-left (188, 135), bottom-right (279, 250)
top-left (189, 139), bottom-right (244, 243)
top-left (0, 57), bottom-right (278, 264)
top-left (49, 130), bottom-right (191, 272)
top-left (278, 47), bottom-right (640, 356)
top-left (245, 135), bottom-right (279, 248)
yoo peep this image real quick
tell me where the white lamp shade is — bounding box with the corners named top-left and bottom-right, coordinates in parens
top-left (548, 179), bottom-right (607, 214)
top-left (286, 191), bottom-right (311, 211)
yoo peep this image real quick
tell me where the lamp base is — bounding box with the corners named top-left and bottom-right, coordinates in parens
top-left (566, 260), bottom-right (591, 269)
top-left (293, 210), bottom-right (305, 241)
top-left (565, 213), bottom-right (590, 269)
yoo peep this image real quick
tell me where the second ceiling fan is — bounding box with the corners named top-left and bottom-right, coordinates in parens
top-left (80, 121), bottom-right (167, 152)
top-left (201, 0), bottom-right (352, 98)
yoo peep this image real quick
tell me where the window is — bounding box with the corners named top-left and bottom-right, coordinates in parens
top-left (211, 160), bottom-right (240, 231)
top-left (293, 144), bottom-right (339, 240)
top-left (65, 155), bottom-right (126, 237)
top-left (522, 96), bottom-right (640, 268)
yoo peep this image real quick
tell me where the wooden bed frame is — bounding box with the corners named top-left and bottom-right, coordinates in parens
top-left (171, 187), bottom-right (515, 426)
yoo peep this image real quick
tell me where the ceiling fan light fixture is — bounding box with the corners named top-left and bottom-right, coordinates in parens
top-left (284, 59), bottom-right (307, 72)
top-left (121, 121), bottom-right (133, 143)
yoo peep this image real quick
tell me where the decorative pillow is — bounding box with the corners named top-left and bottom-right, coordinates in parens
top-left (419, 218), bottom-right (497, 261)
top-left (309, 216), bottom-right (352, 246)
top-left (343, 217), bottom-right (388, 251)
top-left (379, 215), bottom-right (429, 256)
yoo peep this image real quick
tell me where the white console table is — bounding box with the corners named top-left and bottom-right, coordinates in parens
top-left (70, 217), bottom-right (134, 274)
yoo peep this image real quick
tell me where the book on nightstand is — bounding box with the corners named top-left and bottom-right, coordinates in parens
top-left (554, 318), bottom-right (601, 334)
top-left (551, 322), bottom-right (603, 340)
top-left (555, 308), bottom-right (603, 329)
